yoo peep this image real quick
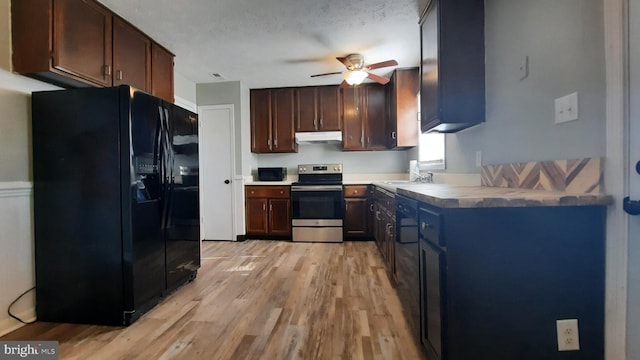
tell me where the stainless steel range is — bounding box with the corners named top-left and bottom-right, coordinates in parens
top-left (291, 164), bottom-right (344, 243)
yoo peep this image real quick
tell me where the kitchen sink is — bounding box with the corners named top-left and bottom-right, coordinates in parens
top-left (381, 180), bottom-right (427, 185)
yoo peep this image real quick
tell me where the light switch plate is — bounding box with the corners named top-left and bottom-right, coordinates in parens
top-left (555, 92), bottom-right (579, 124)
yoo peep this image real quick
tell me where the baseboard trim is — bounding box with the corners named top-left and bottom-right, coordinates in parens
top-left (0, 308), bottom-right (36, 337)
top-left (0, 181), bottom-right (32, 198)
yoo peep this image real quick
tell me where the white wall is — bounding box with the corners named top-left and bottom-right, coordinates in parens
top-left (0, 0), bottom-right (62, 336)
top-left (444, 0), bottom-right (606, 173)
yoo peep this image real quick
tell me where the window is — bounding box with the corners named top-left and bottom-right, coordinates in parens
top-left (418, 132), bottom-right (445, 170)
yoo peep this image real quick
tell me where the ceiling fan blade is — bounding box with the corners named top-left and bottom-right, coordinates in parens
top-left (339, 80), bottom-right (350, 88)
top-left (367, 72), bottom-right (390, 85)
top-left (367, 59), bottom-right (398, 70)
top-left (310, 71), bottom-right (342, 78)
top-left (336, 56), bottom-right (350, 67)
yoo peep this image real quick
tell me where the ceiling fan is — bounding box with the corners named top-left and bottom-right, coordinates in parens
top-left (310, 54), bottom-right (398, 87)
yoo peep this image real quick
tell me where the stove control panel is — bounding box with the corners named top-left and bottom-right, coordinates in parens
top-left (298, 163), bottom-right (342, 175)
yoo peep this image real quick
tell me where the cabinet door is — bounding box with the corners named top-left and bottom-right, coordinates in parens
top-left (271, 88), bottom-right (297, 153)
top-left (387, 216), bottom-right (397, 279)
top-left (341, 87), bottom-right (364, 150)
top-left (317, 86), bottom-right (342, 131)
top-left (296, 87), bottom-right (318, 132)
top-left (364, 85), bottom-right (388, 150)
top-left (246, 198), bottom-right (268, 235)
top-left (269, 198), bottom-right (291, 236)
top-left (250, 89), bottom-right (273, 153)
top-left (151, 43), bottom-right (174, 103)
top-left (113, 17), bottom-right (151, 91)
top-left (53, 0), bottom-right (112, 86)
top-left (392, 68), bottom-right (419, 148)
top-left (344, 198), bottom-right (369, 237)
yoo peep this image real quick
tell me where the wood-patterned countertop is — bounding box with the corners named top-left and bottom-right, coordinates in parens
top-left (391, 183), bottom-right (613, 208)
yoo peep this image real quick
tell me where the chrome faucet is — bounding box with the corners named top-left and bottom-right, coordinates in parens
top-left (415, 171), bottom-right (434, 183)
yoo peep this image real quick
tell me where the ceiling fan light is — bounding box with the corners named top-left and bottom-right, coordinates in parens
top-left (342, 70), bottom-right (368, 85)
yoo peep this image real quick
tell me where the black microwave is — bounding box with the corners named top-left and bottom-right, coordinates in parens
top-left (258, 167), bottom-right (287, 181)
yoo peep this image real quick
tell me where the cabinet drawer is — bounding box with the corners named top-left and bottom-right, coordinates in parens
top-left (419, 207), bottom-right (442, 246)
top-left (246, 186), bottom-right (290, 198)
top-left (375, 187), bottom-right (395, 208)
top-left (344, 185), bottom-right (369, 197)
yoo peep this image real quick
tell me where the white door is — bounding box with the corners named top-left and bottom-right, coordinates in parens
top-left (199, 104), bottom-right (235, 241)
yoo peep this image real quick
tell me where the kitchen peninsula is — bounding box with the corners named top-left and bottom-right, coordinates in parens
top-left (384, 179), bottom-right (611, 360)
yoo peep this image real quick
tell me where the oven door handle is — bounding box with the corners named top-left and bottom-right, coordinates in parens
top-left (291, 185), bottom-right (343, 191)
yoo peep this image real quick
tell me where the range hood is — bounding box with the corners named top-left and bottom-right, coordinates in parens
top-left (295, 131), bottom-right (342, 144)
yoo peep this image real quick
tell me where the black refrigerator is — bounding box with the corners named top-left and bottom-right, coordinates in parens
top-left (32, 85), bottom-right (200, 326)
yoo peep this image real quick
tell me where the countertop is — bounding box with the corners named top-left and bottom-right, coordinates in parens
top-left (244, 179), bottom-right (613, 208)
top-left (390, 183), bottom-right (613, 208)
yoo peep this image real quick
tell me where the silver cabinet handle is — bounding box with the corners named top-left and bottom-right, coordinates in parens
top-left (269, 203), bottom-right (273, 211)
top-left (116, 70), bottom-right (123, 80)
top-left (320, 118), bottom-right (323, 129)
top-left (263, 203), bottom-right (266, 211)
top-left (314, 118), bottom-right (318, 130)
top-left (103, 65), bottom-right (112, 76)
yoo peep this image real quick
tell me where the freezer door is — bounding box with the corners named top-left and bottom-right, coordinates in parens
top-left (165, 103), bottom-right (201, 290)
top-left (124, 88), bottom-right (167, 319)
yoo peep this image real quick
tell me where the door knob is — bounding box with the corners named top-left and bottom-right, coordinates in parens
top-left (224, 180), bottom-right (231, 184)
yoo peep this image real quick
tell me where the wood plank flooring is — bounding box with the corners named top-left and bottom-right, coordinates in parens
top-left (1, 240), bottom-right (426, 359)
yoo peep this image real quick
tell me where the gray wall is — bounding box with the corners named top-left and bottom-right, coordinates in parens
top-left (444, 0), bottom-right (606, 173)
top-left (257, 145), bottom-right (409, 176)
top-left (628, 0), bottom-right (640, 357)
top-left (197, 81), bottom-right (256, 175)
top-left (174, 72), bottom-right (197, 103)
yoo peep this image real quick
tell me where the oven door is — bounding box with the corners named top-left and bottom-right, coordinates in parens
top-left (291, 185), bottom-right (344, 220)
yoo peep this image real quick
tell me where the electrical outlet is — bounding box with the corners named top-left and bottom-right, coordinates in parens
top-left (557, 319), bottom-right (580, 351)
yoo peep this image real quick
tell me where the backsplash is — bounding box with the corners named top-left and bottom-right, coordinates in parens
top-left (481, 158), bottom-right (603, 194)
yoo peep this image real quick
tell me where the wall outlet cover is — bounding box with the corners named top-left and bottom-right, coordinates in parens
top-left (557, 319), bottom-right (580, 351)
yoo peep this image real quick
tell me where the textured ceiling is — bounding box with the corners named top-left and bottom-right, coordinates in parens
top-left (98, 0), bottom-right (422, 89)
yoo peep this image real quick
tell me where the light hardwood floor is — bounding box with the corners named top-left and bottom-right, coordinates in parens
top-left (2, 240), bottom-right (426, 360)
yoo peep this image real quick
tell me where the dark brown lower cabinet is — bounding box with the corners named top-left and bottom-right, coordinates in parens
top-left (343, 185), bottom-right (371, 239)
top-left (245, 186), bottom-right (291, 237)
top-left (373, 187), bottom-right (396, 280)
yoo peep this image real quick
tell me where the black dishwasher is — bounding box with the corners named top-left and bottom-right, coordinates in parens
top-left (395, 195), bottom-right (420, 342)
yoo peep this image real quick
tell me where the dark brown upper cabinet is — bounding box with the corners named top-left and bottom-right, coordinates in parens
top-left (295, 86), bottom-right (342, 132)
top-left (12, 0), bottom-right (113, 87)
top-left (342, 84), bottom-right (387, 151)
top-left (386, 68), bottom-right (419, 149)
top-left (151, 42), bottom-right (175, 103)
top-left (11, 0), bottom-right (174, 100)
top-left (250, 88), bottom-right (297, 153)
top-left (420, 0), bottom-right (485, 133)
top-left (113, 16), bottom-right (151, 91)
